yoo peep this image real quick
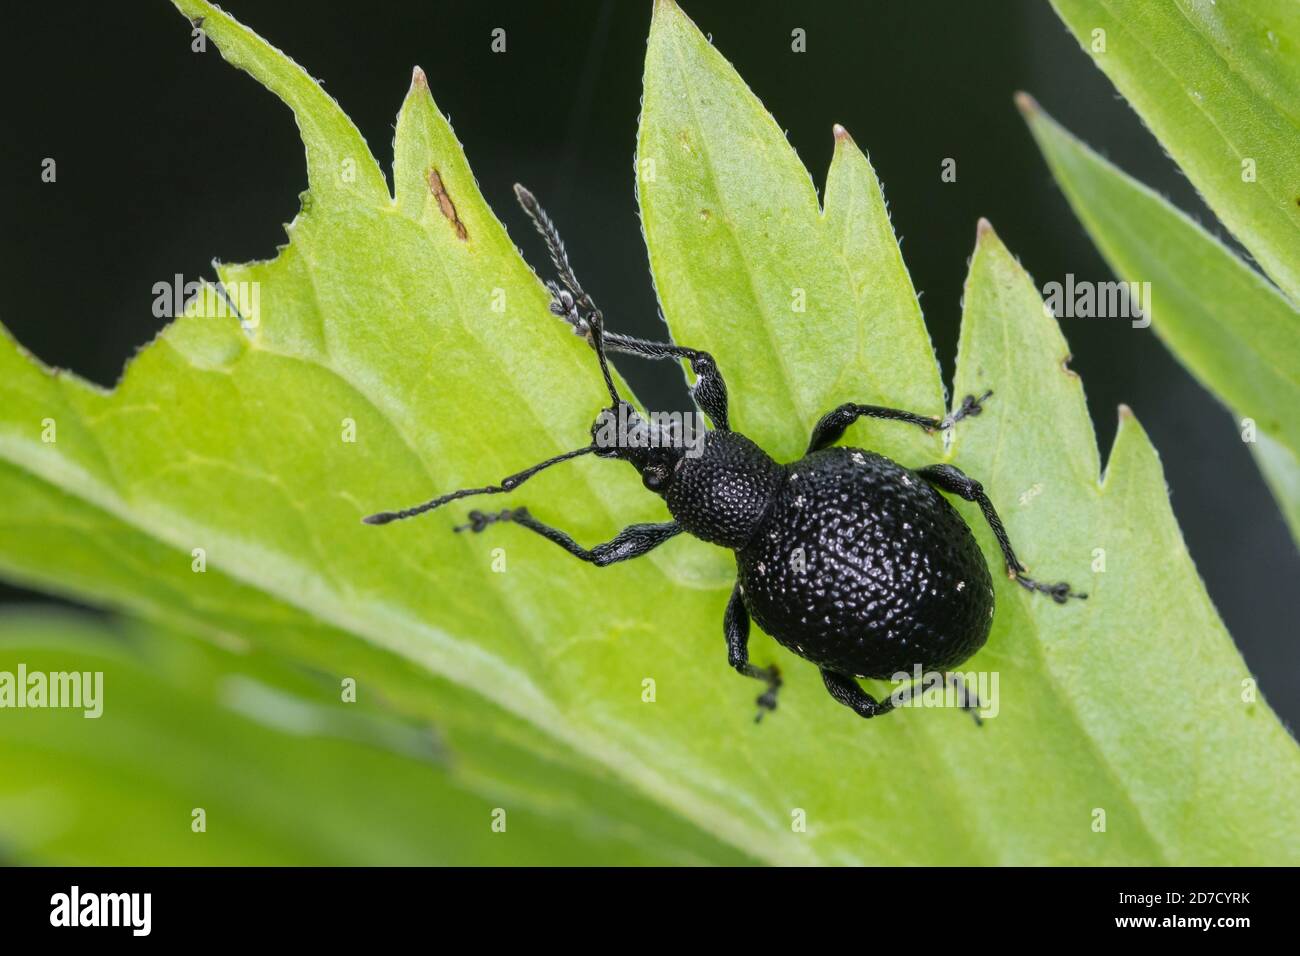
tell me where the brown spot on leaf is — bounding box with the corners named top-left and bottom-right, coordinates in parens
top-left (1061, 353), bottom-right (1079, 379)
top-left (428, 167), bottom-right (468, 241)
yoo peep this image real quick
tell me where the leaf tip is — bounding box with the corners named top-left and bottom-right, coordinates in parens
top-left (832, 123), bottom-right (853, 145)
top-left (651, 0), bottom-right (682, 25)
top-left (976, 216), bottom-right (996, 242)
top-left (1103, 401), bottom-right (1163, 494)
top-left (1013, 90), bottom-right (1040, 119)
top-left (411, 65), bottom-right (428, 90)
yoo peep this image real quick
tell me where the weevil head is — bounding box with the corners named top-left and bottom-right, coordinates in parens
top-left (590, 401), bottom-right (688, 490)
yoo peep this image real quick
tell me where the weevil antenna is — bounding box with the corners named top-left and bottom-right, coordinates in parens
top-left (363, 444), bottom-right (598, 525)
top-left (513, 183), bottom-right (589, 309)
top-left (514, 184), bottom-right (621, 407)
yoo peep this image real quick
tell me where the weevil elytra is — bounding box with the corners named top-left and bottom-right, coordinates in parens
top-left (365, 185), bottom-right (1084, 722)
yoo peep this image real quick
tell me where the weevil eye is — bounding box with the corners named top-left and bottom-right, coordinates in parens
top-left (642, 466), bottom-right (669, 492)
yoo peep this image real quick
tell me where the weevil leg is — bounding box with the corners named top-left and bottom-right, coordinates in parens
top-left (515, 184), bottom-right (732, 431)
top-left (820, 669), bottom-right (896, 719)
top-left (807, 390), bottom-right (992, 453)
top-left (724, 584), bottom-right (782, 722)
top-left (915, 463), bottom-right (1086, 603)
top-left (455, 508), bottom-right (681, 567)
top-left (544, 306), bottom-right (730, 431)
top-left (596, 332), bottom-right (731, 432)
top-left (945, 672), bottom-right (985, 726)
top-left (879, 674), bottom-right (984, 725)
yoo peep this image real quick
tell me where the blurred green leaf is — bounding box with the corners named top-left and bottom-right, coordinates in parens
top-left (1252, 431), bottom-right (1300, 541)
top-left (1050, 0), bottom-right (1300, 304)
top-left (1019, 94), bottom-right (1300, 541)
top-left (0, 0), bottom-right (1296, 865)
top-left (0, 607), bottom-right (743, 864)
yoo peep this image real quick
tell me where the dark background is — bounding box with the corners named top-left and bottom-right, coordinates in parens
top-left (1, 1), bottom-right (1295, 728)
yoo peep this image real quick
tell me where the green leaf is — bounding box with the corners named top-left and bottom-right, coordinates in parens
top-left (638, 8), bottom-right (942, 464)
top-left (0, 0), bottom-right (1296, 865)
top-left (640, 0), bottom-right (1300, 863)
top-left (1018, 94), bottom-right (1300, 541)
top-left (0, 0), bottom-right (754, 865)
top-left (0, 607), bottom-right (739, 865)
top-left (1049, 0), bottom-right (1300, 304)
top-left (1252, 431), bottom-right (1300, 540)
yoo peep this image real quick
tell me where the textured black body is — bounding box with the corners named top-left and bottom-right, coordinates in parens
top-left (663, 434), bottom-right (995, 680)
top-left (736, 448), bottom-right (994, 679)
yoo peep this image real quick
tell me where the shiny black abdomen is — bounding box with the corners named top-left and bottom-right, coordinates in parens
top-left (736, 447), bottom-right (994, 679)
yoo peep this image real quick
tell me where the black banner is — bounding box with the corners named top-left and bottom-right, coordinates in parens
top-left (0, 866), bottom-right (1278, 941)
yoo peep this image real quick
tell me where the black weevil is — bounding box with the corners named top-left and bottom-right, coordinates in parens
top-left (365, 186), bottom-right (1085, 722)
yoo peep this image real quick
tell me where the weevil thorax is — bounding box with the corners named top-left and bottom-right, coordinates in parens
top-left (589, 405), bottom-right (782, 548)
top-left (661, 430), bottom-right (784, 549)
